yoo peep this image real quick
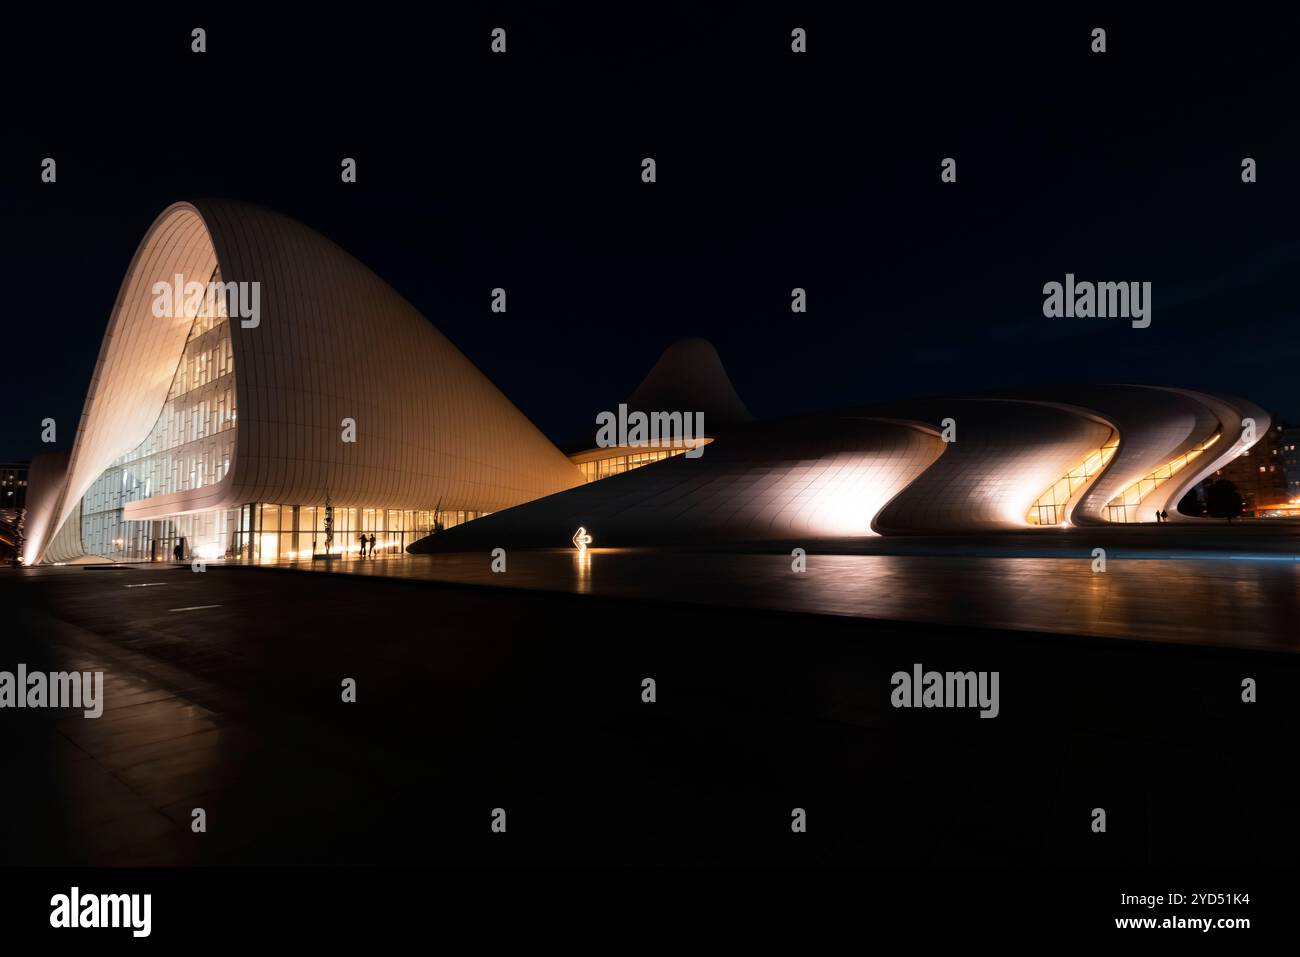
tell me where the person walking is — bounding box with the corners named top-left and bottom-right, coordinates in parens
top-left (358, 532), bottom-right (368, 558)
top-left (368, 532), bottom-right (377, 558)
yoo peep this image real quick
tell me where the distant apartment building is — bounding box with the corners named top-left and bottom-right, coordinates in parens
top-left (1, 461), bottom-right (28, 514)
top-left (1281, 426), bottom-right (1300, 499)
top-left (1210, 419), bottom-right (1291, 515)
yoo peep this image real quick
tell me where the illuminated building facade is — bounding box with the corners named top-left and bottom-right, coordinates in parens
top-left (413, 373), bottom-right (1271, 551)
top-left (23, 200), bottom-right (1276, 564)
top-left (564, 338), bottom-right (747, 482)
top-left (24, 201), bottom-right (582, 565)
top-left (1208, 418), bottom-right (1292, 516)
top-left (1, 462), bottom-right (27, 513)
top-left (1283, 427), bottom-right (1300, 498)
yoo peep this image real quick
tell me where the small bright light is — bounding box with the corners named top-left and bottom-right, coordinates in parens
top-left (572, 526), bottom-right (593, 552)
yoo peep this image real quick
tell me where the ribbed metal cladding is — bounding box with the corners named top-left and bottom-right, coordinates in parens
top-left (411, 415), bottom-right (948, 550)
top-left (195, 199), bottom-right (581, 513)
top-left (20, 449), bottom-right (70, 565)
top-left (870, 399), bottom-right (1115, 534)
top-left (33, 207), bottom-right (216, 564)
top-left (975, 385), bottom-right (1220, 525)
top-left (409, 384), bottom-right (1278, 550)
top-left (28, 200), bottom-right (582, 563)
top-left (1014, 386), bottom-right (1265, 525)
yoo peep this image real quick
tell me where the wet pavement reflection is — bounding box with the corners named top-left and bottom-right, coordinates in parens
top-left (282, 548), bottom-right (1300, 652)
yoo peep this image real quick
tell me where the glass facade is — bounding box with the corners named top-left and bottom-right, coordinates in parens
top-left (80, 268), bottom-right (238, 560)
top-left (574, 447), bottom-right (692, 483)
top-left (74, 502), bottom-right (489, 564)
top-left (70, 269), bottom-right (486, 563)
top-left (231, 504), bottom-right (485, 563)
top-left (1026, 433), bottom-right (1120, 525)
top-left (1104, 432), bottom-right (1221, 523)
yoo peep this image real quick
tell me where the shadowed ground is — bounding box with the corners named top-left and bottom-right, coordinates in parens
top-left (1, 560), bottom-right (1296, 867)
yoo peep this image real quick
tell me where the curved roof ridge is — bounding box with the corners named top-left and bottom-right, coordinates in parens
top-left (626, 338), bottom-right (754, 429)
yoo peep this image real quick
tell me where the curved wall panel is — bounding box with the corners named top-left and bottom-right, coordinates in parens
top-left (43, 499), bottom-right (88, 564)
top-left (983, 385), bottom-right (1221, 525)
top-left (20, 449), bottom-right (70, 566)
top-left (412, 415), bottom-right (946, 550)
top-left (624, 337), bottom-right (754, 430)
top-left (871, 399), bottom-right (1113, 533)
top-left (976, 385), bottom-right (1274, 524)
top-left (199, 200), bottom-right (581, 513)
top-left (1154, 388), bottom-right (1270, 520)
top-left (30, 208), bottom-right (217, 564)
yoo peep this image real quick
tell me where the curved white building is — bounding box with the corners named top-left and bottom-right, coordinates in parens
top-left (25, 202), bottom-right (1273, 563)
top-left (856, 386), bottom-right (1268, 532)
top-left (412, 345), bottom-right (1271, 550)
top-left (421, 413), bottom-right (947, 548)
top-left (25, 201), bottom-right (582, 565)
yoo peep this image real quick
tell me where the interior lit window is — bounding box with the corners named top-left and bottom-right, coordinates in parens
top-left (1103, 432), bottom-right (1221, 523)
top-left (1026, 433), bottom-right (1120, 525)
top-left (571, 441), bottom-right (710, 483)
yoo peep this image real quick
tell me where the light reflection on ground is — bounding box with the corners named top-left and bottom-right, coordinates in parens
top-left (279, 548), bottom-right (1300, 652)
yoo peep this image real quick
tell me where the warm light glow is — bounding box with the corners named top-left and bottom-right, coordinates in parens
top-left (803, 484), bottom-right (884, 537)
top-left (572, 526), bottom-right (593, 552)
top-left (573, 546), bottom-right (592, 593)
top-left (195, 543), bottom-right (223, 561)
top-left (572, 439), bottom-right (715, 483)
top-left (1105, 433), bottom-right (1220, 522)
top-left (1027, 434), bottom-right (1119, 526)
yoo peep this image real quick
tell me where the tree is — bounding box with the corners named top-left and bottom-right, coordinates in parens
top-left (1204, 479), bottom-right (1244, 522)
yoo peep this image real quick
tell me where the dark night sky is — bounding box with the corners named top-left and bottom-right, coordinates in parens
top-left (3, 4), bottom-right (1298, 462)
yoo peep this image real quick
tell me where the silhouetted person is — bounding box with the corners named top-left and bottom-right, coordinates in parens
top-left (359, 533), bottom-right (367, 558)
top-left (173, 541), bottom-right (183, 562)
top-left (1161, 510), bottom-right (1169, 523)
top-left (368, 533), bottom-right (377, 557)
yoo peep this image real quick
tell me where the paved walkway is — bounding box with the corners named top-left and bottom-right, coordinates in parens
top-left (3, 564), bottom-right (1296, 866)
